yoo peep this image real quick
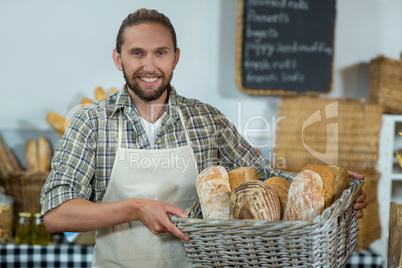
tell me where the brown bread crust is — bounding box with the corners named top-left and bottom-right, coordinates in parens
top-left (230, 180), bottom-right (281, 221)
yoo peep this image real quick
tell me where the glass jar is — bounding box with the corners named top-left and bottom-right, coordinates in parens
top-left (0, 192), bottom-right (13, 244)
top-left (31, 213), bottom-right (51, 245)
top-left (15, 212), bottom-right (32, 244)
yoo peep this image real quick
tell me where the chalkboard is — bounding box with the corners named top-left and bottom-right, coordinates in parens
top-left (235, 0), bottom-right (336, 95)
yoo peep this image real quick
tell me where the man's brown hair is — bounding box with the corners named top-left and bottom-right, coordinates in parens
top-left (116, 8), bottom-right (178, 54)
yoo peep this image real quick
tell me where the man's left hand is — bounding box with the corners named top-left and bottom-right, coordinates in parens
top-left (348, 171), bottom-right (367, 219)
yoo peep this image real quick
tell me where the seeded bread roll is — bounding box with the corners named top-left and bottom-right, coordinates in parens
top-left (300, 164), bottom-right (350, 208)
top-left (264, 177), bottom-right (291, 218)
top-left (228, 167), bottom-right (259, 192)
top-left (196, 165), bottom-right (231, 220)
top-left (283, 170), bottom-right (325, 221)
top-left (230, 180), bottom-right (281, 221)
top-left (25, 139), bottom-right (39, 172)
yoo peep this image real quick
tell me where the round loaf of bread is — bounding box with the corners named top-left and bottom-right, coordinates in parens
top-left (196, 165), bottom-right (231, 220)
top-left (264, 177), bottom-right (291, 217)
top-left (230, 180), bottom-right (281, 221)
top-left (228, 167), bottom-right (259, 192)
top-left (283, 170), bottom-right (325, 221)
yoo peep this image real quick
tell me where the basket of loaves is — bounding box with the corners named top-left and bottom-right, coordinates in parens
top-left (0, 135), bottom-right (51, 215)
top-left (171, 164), bottom-right (364, 267)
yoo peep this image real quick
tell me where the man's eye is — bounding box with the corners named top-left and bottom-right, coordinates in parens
top-left (157, 51), bottom-right (166, 56)
top-left (132, 51), bottom-right (141, 56)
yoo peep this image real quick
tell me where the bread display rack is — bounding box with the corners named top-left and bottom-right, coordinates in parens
top-left (172, 178), bottom-right (363, 267)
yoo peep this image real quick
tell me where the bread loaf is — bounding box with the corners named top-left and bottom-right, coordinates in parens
top-left (228, 167), bottom-right (259, 192)
top-left (81, 97), bottom-right (93, 108)
top-left (46, 112), bottom-right (71, 138)
top-left (330, 165), bottom-right (350, 201)
top-left (109, 87), bottom-right (119, 95)
top-left (38, 135), bottom-right (52, 172)
top-left (230, 180), bottom-right (281, 221)
top-left (94, 86), bottom-right (107, 100)
top-left (196, 165), bottom-right (231, 220)
top-left (264, 177), bottom-right (291, 217)
top-left (300, 164), bottom-right (350, 208)
top-left (283, 170), bottom-right (325, 221)
top-left (25, 139), bottom-right (39, 172)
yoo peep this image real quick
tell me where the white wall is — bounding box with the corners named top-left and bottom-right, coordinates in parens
top-left (1, 0), bottom-right (402, 161)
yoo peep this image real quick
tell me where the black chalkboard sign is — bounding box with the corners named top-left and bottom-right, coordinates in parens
top-left (235, 0), bottom-right (336, 95)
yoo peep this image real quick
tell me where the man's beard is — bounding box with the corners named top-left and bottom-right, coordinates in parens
top-left (122, 65), bottom-right (172, 102)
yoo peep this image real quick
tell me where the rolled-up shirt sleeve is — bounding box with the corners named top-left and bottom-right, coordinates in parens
top-left (40, 111), bottom-right (97, 218)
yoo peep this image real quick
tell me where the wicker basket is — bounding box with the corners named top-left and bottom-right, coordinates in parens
top-left (274, 97), bottom-right (383, 172)
top-left (354, 170), bottom-right (381, 250)
top-left (370, 54), bottom-right (402, 114)
top-left (172, 179), bottom-right (363, 267)
top-left (0, 171), bottom-right (49, 215)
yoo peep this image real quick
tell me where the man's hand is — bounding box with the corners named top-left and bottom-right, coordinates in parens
top-left (348, 171), bottom-right (367, 219)
top-left (133, 199), bottom-right (190, 241)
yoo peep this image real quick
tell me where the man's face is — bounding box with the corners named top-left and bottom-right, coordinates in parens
top-left (113, 23), bottom-right (180, 102)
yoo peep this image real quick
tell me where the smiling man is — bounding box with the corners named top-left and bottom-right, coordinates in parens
top-left (40, 8), bottom-right (367, 268)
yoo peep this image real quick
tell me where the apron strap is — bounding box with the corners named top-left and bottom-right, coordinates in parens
top-left (117, 114), bottom-right (123, 149)
top-left (176, 107), bottom-right (192, 147)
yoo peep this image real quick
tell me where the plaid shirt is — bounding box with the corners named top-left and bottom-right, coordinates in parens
top-left (40, 86), bottom-right (295, 217)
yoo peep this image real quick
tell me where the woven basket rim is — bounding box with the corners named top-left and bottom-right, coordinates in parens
top-left (172, 179), bottom-right (363, 267)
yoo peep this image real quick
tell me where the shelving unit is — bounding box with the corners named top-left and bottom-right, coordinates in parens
top-left (371, 114), bottom-right (402, 263)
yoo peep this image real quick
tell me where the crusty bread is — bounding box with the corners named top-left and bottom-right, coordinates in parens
top-left (196, 165), bottom-right (231, 220)
top-left (283, 170), bottom-right (325, 221)
top-left (300, 164), bottom-right (350, 208)
top-left (264, 177), bottom-right (291, 217)
top-left (230, 180), bottom-right (281, 221)
top-left (25, 139), bottom-right (39, 172)
top-left (228, 167), bottom-right (259, 192)
top-left (0, 134), bottom-right (21, 172)
top-left (94, 86), bottom-right (107, 100)
top-left (38, 135), bottom-right (52, 172)
top-left (81, 97), bottom-right (93, 109)
top-left (330, 165), bottom-right (350, 201)
top-left (46, 112), bottom-right (71, 138)
top-left (109, 87), bottom-right (119, 95)
top-left (300, 164), bottom-right (335, 208)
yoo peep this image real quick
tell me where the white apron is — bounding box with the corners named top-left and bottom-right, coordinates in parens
top-left (92, 108), bottom-right (198, 268)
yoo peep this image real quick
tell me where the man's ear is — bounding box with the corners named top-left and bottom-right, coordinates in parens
top-left (173, 48), bottom-right (180, 70)
top-left (112, 49), bottom-right (123, 71)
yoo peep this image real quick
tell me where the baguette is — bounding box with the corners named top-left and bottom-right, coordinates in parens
top-left (109, 87), bottom-right (119, 95)
top-left (25, 139), bottom-right (39, 172)
top-left (264, 177), bottom-right (291, 217)
top-left (0, 134), bottom-right (21, 172)
top-left (46, 112), bottom-right (71, 138)
top-left (94, 86), bottom-right (107, 100)
top-left (283, 170), bottom-right (325, 221)
top-left (196, 165), bottom-right (231, 220)
top-left (81, 97), bottom-right (93, 108)
top-left (0, 142), bottom-right (14, 172)
top-left (228, 167), bottom-right (259, 192)
top-left (38, 135), bottom-right (52, 172)
top-left (230, 180), bottom-right (281, 221)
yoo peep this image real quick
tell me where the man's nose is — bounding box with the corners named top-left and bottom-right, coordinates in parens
top-left (143, 56), bottom-right (157, 72)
